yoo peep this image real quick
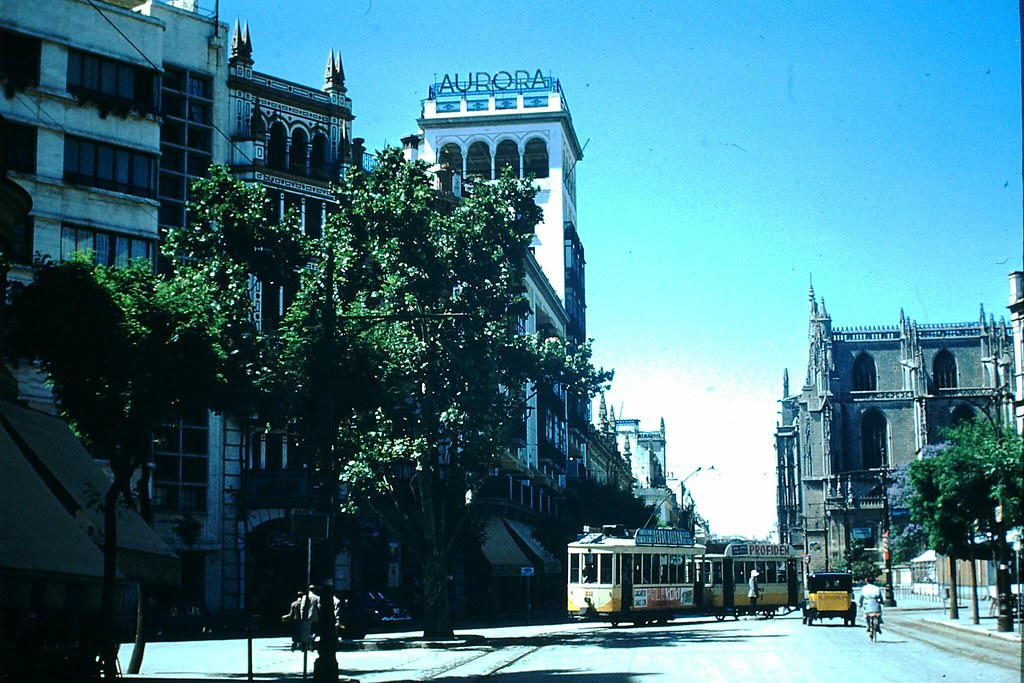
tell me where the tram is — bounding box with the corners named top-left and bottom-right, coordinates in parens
top-left (701, 541), bottom-right (803, 619)
top-left (567, 525), bottom-right (706, 627)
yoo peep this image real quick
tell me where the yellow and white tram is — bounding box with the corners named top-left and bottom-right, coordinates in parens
top-left (701, 541), bottom-right (803, 619)
top-left (567, 526), bottom-right (706, 627)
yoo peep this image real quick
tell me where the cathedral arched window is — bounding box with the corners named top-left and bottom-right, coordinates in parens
top-left (852, 353), bottom-right (877, 391)
top-left (861, 409), bottom-right (887, 470)
top-left (495, 139), bottom-right (520, 178)
top-left (933, 350), bottom-right (957, 389)
top-left (466, 141), bottom-right (491, 179)
top-left (523, 138), bottom-right (549, 178)
top-left (951, 404), bottom-right (975, 427)
top-left (289, 128), bottom-right (308, 176)
top-left (267, 121), bottom-right (287, 171)
top-left (310, 132), bottom-right (329, 180)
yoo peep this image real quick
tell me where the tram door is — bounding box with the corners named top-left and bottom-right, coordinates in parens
top-left (786, 558), bottom-right (799, 606)
top-left (722, 557), bottom-right (734, 608)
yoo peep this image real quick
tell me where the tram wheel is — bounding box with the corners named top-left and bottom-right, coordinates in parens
top-left (610, 621), bottom-right (619, 628)
top-left (715, 613), bottom-right (725, 622)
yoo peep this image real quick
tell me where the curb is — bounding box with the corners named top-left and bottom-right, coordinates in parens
top-left (338, 633), bottom-right (488, 651)
top-left (918, 617), bottom-right (1023, 644)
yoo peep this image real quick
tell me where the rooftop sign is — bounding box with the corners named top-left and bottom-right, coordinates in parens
top-left (434, 69), bottom-right (550, 96)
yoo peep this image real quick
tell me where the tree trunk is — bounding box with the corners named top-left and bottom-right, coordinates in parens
top-left (968, 543), bottom-right (979, 625)
top-left (947, 555), bottom-right (959, 620)
top-left (101, 481), bottom-right (121, 681)
top-left (128, 461), bottom-right (153, 674)
top-left (421, 551), bottom-right (454, 639)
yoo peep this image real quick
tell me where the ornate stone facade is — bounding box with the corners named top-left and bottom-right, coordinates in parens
top-left (776, 286), bottom-right (1015, 571)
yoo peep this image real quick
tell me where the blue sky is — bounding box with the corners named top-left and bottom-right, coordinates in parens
top-left (218, 1), bottom-right (1023, 539)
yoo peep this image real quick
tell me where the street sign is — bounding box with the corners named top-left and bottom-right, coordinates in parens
top-left (520, 566), bottom-right (535, 577)
top-left (852, 527), bottom-right (874, 540)
top-left (291, 512), bottom-right (329, 540)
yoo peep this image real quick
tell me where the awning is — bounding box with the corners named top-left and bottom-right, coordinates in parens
top-left (504, 518), bottom-right (561, 573)
top-left (911, 550), bottom-right (937, 563)
top-left (481, 516), bottom-right (533, 577)
top-left (0, 420), bottom-right (108, 611)
top-left (0, 400), bottom-right (180, 587)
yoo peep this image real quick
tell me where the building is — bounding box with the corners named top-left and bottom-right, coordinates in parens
top-left (1009, 271), bottom-right (1024, 434)
top-left (775, 287), bottom-right (1016, 572)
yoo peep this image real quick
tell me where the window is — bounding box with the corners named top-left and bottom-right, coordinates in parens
top-left (861, 409), bottom-right (887, 469)
top-left (159, 66), bottom-right (214, 229)
top-left (466, 141), bottom-right (491, 179)
top-left (11, 216), bottom-right (33, 265)
top-left (3, 121), bottom-right (37, 173)
top-left (933, 350), bottom-right (957, 389)
top-left (268, 122), bottom-right (288, 170)
top-left (852, 353), bottom-right (877, 391)
top-left (289, 128), bottom-right (308, 175)
top-left (523, 138), bottom-right (549, 178)
top-left (0, 30), bottom-right (41, 88)
top-left (494, 140), bottom-right (520, 177)
top-left (153, 413), bottom-right (209, 513)
top-left (61, 223), bottom-right (154, 267)
top-left (67, 49), bottom-right (159, 115)
top-left (439, 143), bottom-right (463, 174)
top-left (310, 133), bottom-right (330, 179)
top-left (64, 136), bottom-right (156, 197)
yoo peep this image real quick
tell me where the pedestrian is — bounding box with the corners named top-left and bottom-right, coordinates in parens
top-left (298, 584), bottom-right (320, 651)
top-left (282, 590), bottom-right (304, 651)
top-left (748, 569), bottom-right (761, 614)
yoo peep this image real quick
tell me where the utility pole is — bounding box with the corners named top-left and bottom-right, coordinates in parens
top-left (880, 466), bottom-right (897, 607)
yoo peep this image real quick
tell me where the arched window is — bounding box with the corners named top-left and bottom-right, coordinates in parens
top-left (494, 140), bottom-right (520, 178)
top-left (951, 405), bottom-right (975, 427)
top-left (523, 138), bottom-right (548, 178)
top-left (310, 132), bottom-right (329, 179)
top-left (289, 128), bottom-right (308, 176)
top-left (466, 141), bottom-right (491, 179)
top-left (438, 143), bottom-right (463, 174)
top-left (861, 409), bottom-right (888, 470)
top-left (852, 353), bottom-right (877, 392)
top-left (267, 121), bottom-right (287, 171)
top-left (933, 350), bottom-right (957, 389)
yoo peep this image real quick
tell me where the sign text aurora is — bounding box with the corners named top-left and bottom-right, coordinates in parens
top-left (437, 69), bottom-right (548, 94)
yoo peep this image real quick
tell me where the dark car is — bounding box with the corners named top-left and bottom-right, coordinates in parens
top-left (152, 601), bottom-right (215, 640)
top-left (336, 591), bottom-right (412, 639)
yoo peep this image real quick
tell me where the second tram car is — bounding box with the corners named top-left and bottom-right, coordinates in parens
top-left (701, 542), bottom-right (802, 619)
top-left (567, 526), bottom-right (706, 627)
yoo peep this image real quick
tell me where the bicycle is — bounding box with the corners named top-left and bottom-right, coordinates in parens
top-left (865, 612), bottom-right (881, 642)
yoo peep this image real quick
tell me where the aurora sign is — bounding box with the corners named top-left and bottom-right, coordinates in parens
top-left (436, 69), bottom-right (549, 95)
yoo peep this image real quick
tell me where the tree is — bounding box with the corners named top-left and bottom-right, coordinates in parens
top-left (282, 150), bottom-right (610, 640)
top-left (9, 256), bottom-right (223, 679)
top-left (907, 418), bottom-right (1023, 622)
top-left (835, 539), bottom-right (880, 582)
top-left (533, 477), bottom-right (651, 557)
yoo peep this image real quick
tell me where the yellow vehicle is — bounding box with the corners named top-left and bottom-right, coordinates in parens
top-left (802, 572), bottom-right (856, 626)
top-left (567, 525), bottom-right (705, 627)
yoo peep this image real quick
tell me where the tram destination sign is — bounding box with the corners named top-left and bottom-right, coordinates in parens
top-left (634, 528), bottom-right (694, 547)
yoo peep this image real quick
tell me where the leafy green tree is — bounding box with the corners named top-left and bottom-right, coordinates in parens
top-left (534, 477), bottom-right (651, 556)
top-left (287, 150), bottom-right (610, 639)
top-left (907, 419), bottom-right (1021, 621)
top-left (9, 256), bottom-right (223, 680)
top-left (835, 539), bottom-right (879, 582)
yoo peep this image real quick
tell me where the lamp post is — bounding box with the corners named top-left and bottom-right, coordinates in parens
top-left (642, 465), bottom-right (714, 529)
top-left (879, 466), bottom-right (897, 607)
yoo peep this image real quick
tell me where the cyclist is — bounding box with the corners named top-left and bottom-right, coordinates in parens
top-left (858, 579), bottom-right (883, 636)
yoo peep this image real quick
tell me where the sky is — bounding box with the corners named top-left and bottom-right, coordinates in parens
top-left (216, 1), bottom-right (1023, 540)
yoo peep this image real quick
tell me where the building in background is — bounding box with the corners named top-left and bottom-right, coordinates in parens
top-left (1009, 271), bottom-right (1024, 434)
top-left (775, 286), bottom-right (1016, 572)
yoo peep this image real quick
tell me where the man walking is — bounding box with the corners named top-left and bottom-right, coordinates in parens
top-left (748, 569), bottom-right (761, 614)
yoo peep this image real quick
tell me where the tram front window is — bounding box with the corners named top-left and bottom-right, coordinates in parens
top-left (583, 554), bottom-right (597, 583)
top-left (599, 555), bottom-right (612, 584)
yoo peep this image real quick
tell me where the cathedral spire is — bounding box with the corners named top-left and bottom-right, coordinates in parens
top-left (598, 394), bottom-right (609, 433)
top-left (783, 368), bottom-right (790, 397)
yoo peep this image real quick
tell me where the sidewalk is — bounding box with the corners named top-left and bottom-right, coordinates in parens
top-left (887, 591), bottom-right (1023, 645)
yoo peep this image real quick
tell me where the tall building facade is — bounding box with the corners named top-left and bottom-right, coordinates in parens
top-left (775, 287), bottom-right (1016, 572)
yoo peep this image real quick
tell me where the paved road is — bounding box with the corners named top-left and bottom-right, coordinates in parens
top-left (122, 609), bottom-right (1022, 682)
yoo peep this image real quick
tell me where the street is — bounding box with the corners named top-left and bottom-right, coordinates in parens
top-left (122, 606), bottom-right (1022, 683)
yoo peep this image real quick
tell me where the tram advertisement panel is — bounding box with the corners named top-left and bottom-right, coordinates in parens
top-left (727, 543), bottom-right (792, 558)
top-left (633, 586), bottom-right (694, 609)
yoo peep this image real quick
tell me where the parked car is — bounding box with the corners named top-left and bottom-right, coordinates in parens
top-left (152, 601), bottom-right (216, 640)
top-left (336, 591), bottom-right (412, 639)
